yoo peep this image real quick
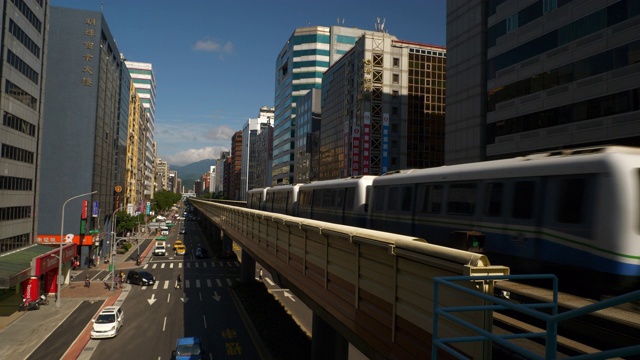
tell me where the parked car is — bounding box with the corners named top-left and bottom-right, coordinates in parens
top-left (126, 270), bottom-right (155, 286)
top-left (91, 306), bottom-right (124, 339)
top-left (173, 337), bottom-right (204, 360)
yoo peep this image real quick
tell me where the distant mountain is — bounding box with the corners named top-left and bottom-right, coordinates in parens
top-left (170, 159), bottom-right (216, 191)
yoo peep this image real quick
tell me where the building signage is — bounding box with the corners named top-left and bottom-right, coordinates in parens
top-left (33, 244), bottom-right (76, 275)
top-left (351, 118), bottom-right (361, 176)
top-left (382, 113), bottom-right (389, 173)
top-left (92, 201), bottom-right (99, 217)
top-left (81, 200), bottom-right (88, 219)
top-left (35, 234), bottom-right (93, 246)
top-left (363, 112), bottom-right (371, 175)
top-left (82, 17), bottom-right (96, 86)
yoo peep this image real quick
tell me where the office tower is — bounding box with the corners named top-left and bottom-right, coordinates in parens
top-left (446, 0), bottom-right (640, 164)
top-left (0, 1), bottom-right (48, 256)
top-left (241, 106), bottom-right (274, 200)
top-left (294, 89), bottom-right (321, 183)
top-left (273, 26), bottom-right (366, 185)
top-left (229, 131), bottom-right (243, 200)
top-left (125, 82), bottom-right (147, 214)
top-left (40, 6), bottom-right (127, 263)
top-left (124, 60), bottom-right (156, 202)
top-left (320, 31), bottom-right (446, 179)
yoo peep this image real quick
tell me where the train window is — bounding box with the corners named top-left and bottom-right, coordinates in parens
top-left (345, 188), bottom-right (355, 210)
top-left (419, 184), bottom-right (443, 214)
top-left (512, 181), bottom-right (536, 219)
top-left (483, 182), bottom-right (504, 217)
top-left (334, 189), bottom-right (345, 208)
top-left (299, 191), bottom-right (311, 207)
top-left (373, 186), bottom-right (387, 211)
top-left (400, 186), bottom-right (413, 212)
top-left (320, 189), bottom-right (333, 207)
top-left (388, 187), bottom-right (399, 211)
top-left (556, 178), bottom-right (585, 224)
top-left (447, 183), bottom-right (477, 216)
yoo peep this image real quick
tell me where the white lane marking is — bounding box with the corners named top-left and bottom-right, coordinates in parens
top-left (163, 317), bottom-right (167, 331)
top-left (196, 279), bottom-right (201, 288)
top-left (216, 279), bottom-right (222, 287)
top-left (167, 293), bottom-right (171, 303)
top-left (206, 279), bottom-right (212, 287)
top-left (203, 315), bottom-right (207, 329)
top-left (226, 278), bottom-right (232, 286)
top-left (265, 278), bottom-right (275, 286)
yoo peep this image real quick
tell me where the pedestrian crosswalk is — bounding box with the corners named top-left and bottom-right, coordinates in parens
top-left (143, 260), bottom-right (240, 270)
top-left (139, 277), bottom-right (241, 290)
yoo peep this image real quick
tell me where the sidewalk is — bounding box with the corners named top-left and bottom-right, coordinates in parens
top-left (0, 239), bottom-right (154, 360)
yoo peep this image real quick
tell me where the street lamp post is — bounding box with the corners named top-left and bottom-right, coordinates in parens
top-left (57, 191), bottom-right (97, 308)
top-left (110, 206), bottom-right (125, 291)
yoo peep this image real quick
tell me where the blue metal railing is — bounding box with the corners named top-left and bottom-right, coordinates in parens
top-left (432, 274), bottom-right (640, 359)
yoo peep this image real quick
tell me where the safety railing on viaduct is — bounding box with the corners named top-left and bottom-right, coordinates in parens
top-left (190, 199), bottom-right (510, 359)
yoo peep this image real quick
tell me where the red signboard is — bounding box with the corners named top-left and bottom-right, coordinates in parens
top-left (35, 234), bottom-right (94, 246)
top-left (34, 243), bottom-right (76, 275)
top-left (81, 200), bottom-right (88, 219)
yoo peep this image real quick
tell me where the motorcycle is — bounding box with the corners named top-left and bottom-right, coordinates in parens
top-left (18, 297), bottom-right (39, 312)
top-left (37, 294), bottom-right (49, 306)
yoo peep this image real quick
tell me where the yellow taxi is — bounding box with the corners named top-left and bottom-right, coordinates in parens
top-left (173, 240), bottom-right (183, 250)
top-left (175, 244), bottom-right (186, 255)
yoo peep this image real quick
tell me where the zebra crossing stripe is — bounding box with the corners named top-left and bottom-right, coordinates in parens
top-left (216, 279), bottom-right (222, 287)
top-left (164, 280), bottom-right (169, 289)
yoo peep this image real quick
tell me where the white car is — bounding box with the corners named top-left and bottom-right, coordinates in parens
top-left (91, 306), bottom-right (124, 339)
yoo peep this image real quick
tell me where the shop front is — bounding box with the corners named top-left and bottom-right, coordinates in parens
top-left (23, 243), bottom-right (77, 299)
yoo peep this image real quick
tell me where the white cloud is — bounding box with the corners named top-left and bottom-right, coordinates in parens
top-left (163, 146), bottom-right (228, 166)
top-left (205, 125), bottom-right (237, 141)
top-left (193, 39), bottom-right (234, 54)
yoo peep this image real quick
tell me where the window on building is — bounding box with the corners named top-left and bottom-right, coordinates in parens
top-left (393, 58), bottom-right (400, 67)
top-left (392, 74), bottom-right (399, 84)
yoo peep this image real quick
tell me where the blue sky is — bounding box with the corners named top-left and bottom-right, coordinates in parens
top-left (50, 0), bottom-right (447, 165)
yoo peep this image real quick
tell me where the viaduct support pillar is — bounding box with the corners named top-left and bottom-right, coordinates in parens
top-left (211, 224), bottom-right (222, 249)
top-left (240, 251), bottom-right (256, 283)
top-left (311, 312), bottom-right (348, 360)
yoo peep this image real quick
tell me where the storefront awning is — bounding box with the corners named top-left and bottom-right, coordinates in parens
top-left (0, 244), bottom-right (62, 289)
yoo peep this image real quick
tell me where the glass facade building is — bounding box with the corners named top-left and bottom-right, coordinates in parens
top-left (446, 0), bottom-right (640, 164)
top-left (273, 26), bottom-right (365, 185)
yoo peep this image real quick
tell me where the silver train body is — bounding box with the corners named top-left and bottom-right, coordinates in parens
top-left (246, 146), bottom-right (640, 292)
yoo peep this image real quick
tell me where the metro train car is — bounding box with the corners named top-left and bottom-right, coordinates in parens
top-left (264, 184), bottom-right (301, 215)
top-left (367, 145), bottom-right (640, 293)
top-left (297, 176), bottom-right (376, 227)
top-left (247, 188), bottom-right (267, 210)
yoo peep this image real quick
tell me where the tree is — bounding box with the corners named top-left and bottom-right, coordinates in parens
top-left (153, 190), bottom-right (182, 212)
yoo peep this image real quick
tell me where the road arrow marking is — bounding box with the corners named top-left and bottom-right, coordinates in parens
top-left (181, 296), bottom-right (189, 303)
top-left (269, 289), bottom-right (297, 302)
top-left (147, 293), bottom-right (157, 305)
top-left (284, 291), bottom-right (296, 301)
top-left (265, 278), bottom-right (275, 286)
top-left (213, 292), bottom-right (221, 302)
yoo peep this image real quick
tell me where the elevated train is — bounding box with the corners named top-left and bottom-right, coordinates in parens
top-left (247, 146), bottom-right (640, 294)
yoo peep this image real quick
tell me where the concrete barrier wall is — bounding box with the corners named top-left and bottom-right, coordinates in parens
top-left (192, 199), bottom-right (508, 359)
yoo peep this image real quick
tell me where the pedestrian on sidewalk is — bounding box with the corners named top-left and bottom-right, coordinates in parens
top-left (259, 268), bottom-right (263, 281)
top-left (175, 274), bottom-right (182, 289)
top-left (85, 274), bottom-right (90, 288)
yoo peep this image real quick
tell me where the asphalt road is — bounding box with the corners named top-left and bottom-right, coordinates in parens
top-left (85, 220), bottom-right (261, 359)
top-left (28, 301), bottom-right (103, 360)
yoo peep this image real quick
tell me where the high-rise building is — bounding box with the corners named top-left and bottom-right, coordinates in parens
top-left (156, 159), bottom-right (169, 191)
top-left (446, 0), bottom-right (640, 164)
top-left (124, 60), bottom-right (156, 202)
top-left (294, 89), bottom-right (321, 183)
top-left (0, 1), bottom-right (48, 257)
top-left (39, 6), bottom-right (127, 265)
top-left (254, 122), bottom-right (274, 189)
top-left (229, 131), bottom-right (243, 200)
top-left (216, 151), bottom-right (230, 197)
top-left (125, 80), bottom-right (146, 215)
top-left (273, 26), bottom-right (366, 185)
top-left (320, 31), bottom-right (446, 179)
top-left (241, 106), bottom-right (274, 199)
